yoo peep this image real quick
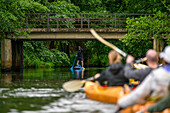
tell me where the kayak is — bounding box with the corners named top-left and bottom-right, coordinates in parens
top-left (84, 81), bottom-right (130, 104)
top-left (84, 81), bottom-right (170, 113)
top-left (84, 63), bottom-right (148, 104)
top-left (121, 102), bottom-right (170, 113)
top-left (74, 66), bottom-right (85, 70)
top-left (74, 64), bottom-right (85, 70)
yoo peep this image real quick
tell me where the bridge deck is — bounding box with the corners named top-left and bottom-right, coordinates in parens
top-left (10, 28), bottom-right (128, 40)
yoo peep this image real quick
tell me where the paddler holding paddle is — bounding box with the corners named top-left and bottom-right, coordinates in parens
top-left (124, 49), bottom-right (159, 84)
top-left (116, 46), bottom-right (170, 112)
top-left (76, 46), bottom-right (84, 68)
top-left (94, 50), bottom-right (129, 87)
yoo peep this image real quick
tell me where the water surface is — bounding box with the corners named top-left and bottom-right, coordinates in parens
top-left (0, 68), bottom-right (117, 113)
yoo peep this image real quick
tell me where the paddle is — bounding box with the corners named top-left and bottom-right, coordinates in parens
top-left (63, 29), bottom-right (146, 92)
top-left (90, 29), bottom-right (127, 57)
top-left (62, 77), bottom-right (94, 92)
top-left (70, 54), bottom-right (77, 71)
top-left (90, 29), bottom-right (146, 63)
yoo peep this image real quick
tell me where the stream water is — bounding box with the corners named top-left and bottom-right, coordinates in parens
top-left (0, 68), bottom-right (117, 113)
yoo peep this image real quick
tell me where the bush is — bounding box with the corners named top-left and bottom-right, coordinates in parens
top-left (23, 41), bottom-right (70, 68)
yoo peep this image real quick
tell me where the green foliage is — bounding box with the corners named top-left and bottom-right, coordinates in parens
top-left (121, 0), bottom-right (168, 13)
top-left (44, 62), bottom-right (55, 68)
top-left (46, 1), bottom-right (80, 28)
top-left (0, 42), bottom-right (1, 67)
top-left (71, 0), bottom-right (105, 12)
top-left (23, 41), bottom-right (70, 68)
top-left (0, 0), bottom-right (169, 68)
top-left (71, 0), bottom-right (169, 13)
top-left (26, 1), bottom-right (80, 28)
top-left (121, 11), bottom-right (169, 58)
top-left (31, 58), bottom-right (43, 67)
top-left (167, 38), bottom-right (170, 45)
top-left (47, 1), bottom-right (80, 13)
top-left (102, 0), bottom-right (125, 13)
top-left (83, 40), bottom-right (126, 66)
top-left (0, 0), bottom-right (49, 39)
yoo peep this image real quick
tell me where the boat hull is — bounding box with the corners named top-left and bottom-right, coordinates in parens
top-left (74, 66), bottom-right (85, 70)
top-left (84, 81), bottom-right (130, 104)
top-left (121, 102), bottom-right (170, 113)
top-left (84, 81), bottom-right (170, 113)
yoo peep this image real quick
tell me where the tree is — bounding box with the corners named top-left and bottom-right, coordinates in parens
top-left (0, 0), bottom-right (49, 40)
top-left (121, 0), bottom-right (168, 13)
top-left (121, 11), bottom-right (170, 58)
top-left (71, 0), bottom-right (106, 12)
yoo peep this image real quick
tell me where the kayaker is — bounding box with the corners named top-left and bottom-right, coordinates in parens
top-left (116, 45), bottom-right (170, 110)
top-left (145, 84), bottom-right (170, 113)
top-left (124, 49), bottom-right (159, 83)
top-left (76, 46), bottom-right (84, 67)
top-left (94, 50), bottom-right (129, 87)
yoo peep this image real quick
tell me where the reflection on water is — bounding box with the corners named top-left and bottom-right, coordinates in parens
top-left (0, 67), bottom-right (118, 113)
top-left (1, 71), bottom-right (23, 84)
top-left (71, 69), bottom-right (85, 80)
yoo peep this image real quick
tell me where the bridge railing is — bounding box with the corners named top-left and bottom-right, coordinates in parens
top-left (22, 13), bottom-right (151, 29)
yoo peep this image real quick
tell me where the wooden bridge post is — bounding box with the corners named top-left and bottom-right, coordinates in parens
top-left (153, 37), bottom-right (157, 51)
top-left (1, 39), bottom-right (12, 72)
top-left (153, 37), bottom-right (164, 55)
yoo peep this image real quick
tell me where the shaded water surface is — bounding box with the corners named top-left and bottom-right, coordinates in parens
top-left (0, 68), bottom-right (117, 113)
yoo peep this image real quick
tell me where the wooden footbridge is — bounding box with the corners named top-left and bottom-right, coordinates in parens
top-left (1, 13), bottom-right (165, 72)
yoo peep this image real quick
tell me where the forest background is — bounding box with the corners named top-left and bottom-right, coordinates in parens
top-left (0, 0), bottom-right (169, 68)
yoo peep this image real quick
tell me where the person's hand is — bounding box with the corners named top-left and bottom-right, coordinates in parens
top-left (126, 55), bottom-right (134, 63)
top-left (94, 73), bottom-right (100, 79)
top-left (136, 103), bottom-right (151, 113)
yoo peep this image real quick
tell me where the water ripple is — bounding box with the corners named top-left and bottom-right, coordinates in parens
top-left (21, 92), bottom-right (117, 113)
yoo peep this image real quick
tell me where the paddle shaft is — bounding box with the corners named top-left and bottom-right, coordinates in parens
top-left (72, 54), bottom-right (77, 67)
top-left (134, 57), bottom-right (147, 64)
top-left (90, 29), bottom-right (146, 63)
top-left (90, 29), bottom-right (127, 57)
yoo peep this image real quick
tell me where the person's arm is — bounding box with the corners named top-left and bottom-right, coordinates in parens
top-left (96, 67), bottom-right (109, 83)
top-left (147, 92), bottom-right (170, 112)
top-left (124, 63), bottom-right (151, 81)
top-left (124, 55), bottom-right (150, 81)
top-left (117, 74), bottom-right (154, 108)
top-left (96, 70), bottom-right (106, 83)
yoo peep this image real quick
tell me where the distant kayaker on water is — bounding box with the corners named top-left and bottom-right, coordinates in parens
top-left (124, 49), bottom-right (159, 83)
top-left (94, 50), bottom-right (129, 87)
top-left (76, 46), bottom-right (84, 67)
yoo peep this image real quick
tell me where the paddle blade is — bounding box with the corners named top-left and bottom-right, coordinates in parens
top-left (90, 29), bottom-right (127, 57)
top-left (134, 63), bottom-right (148, 69)
top-left (62, 80), bottom-right (85, 92)
top-left (70, 66), bottom-right (73, 71)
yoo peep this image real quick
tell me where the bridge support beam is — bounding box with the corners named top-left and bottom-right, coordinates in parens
top-left (1, 39), bottom-right (23, 72)
top-left (1, 39), bottom-right (12, 72)
top-left (12, 40), bottom-right (23, 72)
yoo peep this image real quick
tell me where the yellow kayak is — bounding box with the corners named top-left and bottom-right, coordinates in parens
top-left (84, 81), bottom-right (170, 113)
top-left (121, 102), bottom-right (170, 113)
top-left (84, 81), bottom-right (130, 104)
